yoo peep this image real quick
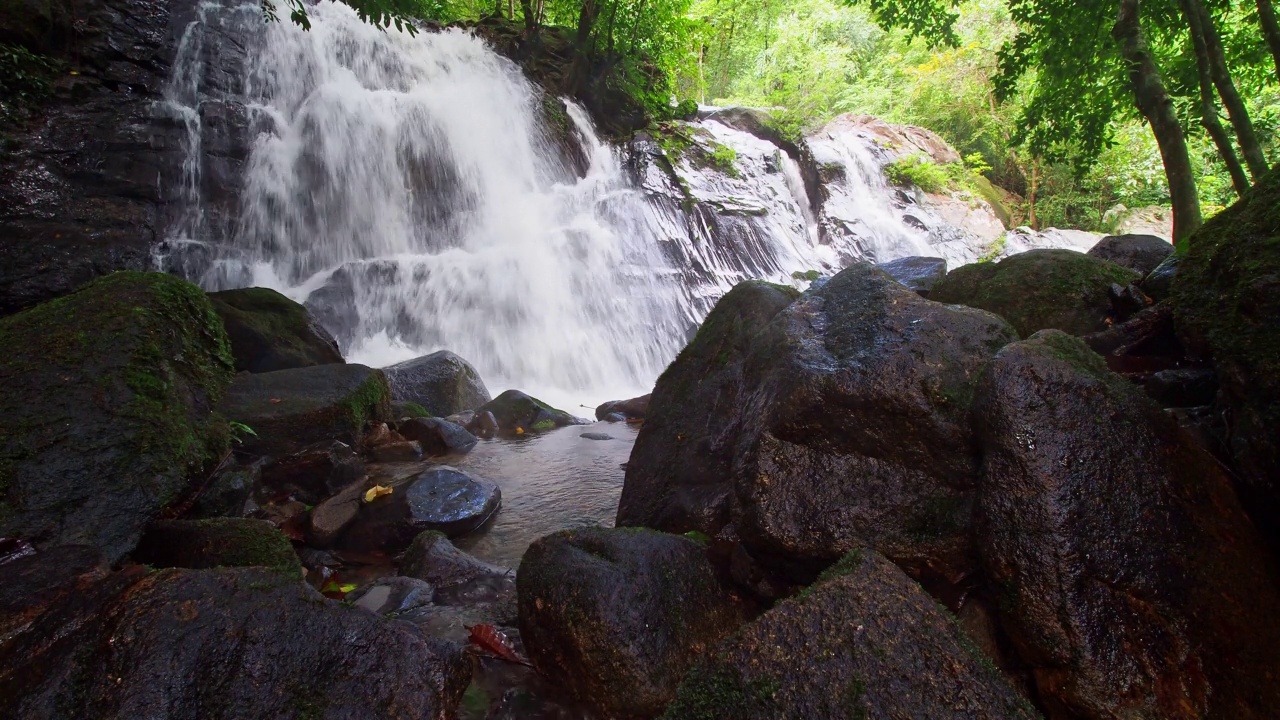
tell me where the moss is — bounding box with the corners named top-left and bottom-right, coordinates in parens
top-left (459, 683), bottom-right (490, 717)
top-left (791, 269), bottom-right (822, 282)
top-left (977, 234), bottom-right (1008, 263)
top-left (661, 664), bottom-right (780, 720)
top-left (396, 401), bottom-right (431, 418)
top-left (338, 370), bottom-right (391, 437)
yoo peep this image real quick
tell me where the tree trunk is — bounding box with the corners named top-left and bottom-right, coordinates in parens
top-left (1257, 0), bottom-right (1280, 79)
top-left (1181, 0), bottom-right (1250, 195)
top-left (1114, 0), bottom-right (1202, 245)
top-left (1028, 158), bottom-right (1039, 230)
top-left (1191, 0), bottom-right (1269, 179)
top-left (519, 0), bottom-right (535, 32)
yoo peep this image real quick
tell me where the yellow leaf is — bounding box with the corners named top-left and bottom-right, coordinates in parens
top-left (363, 485), bottom-right (393, 503)
top-left (515, 427), bottom-right (524, 435)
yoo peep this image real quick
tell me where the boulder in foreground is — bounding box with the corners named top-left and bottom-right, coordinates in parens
top-left (0, 271), bottom-right (234, 563)
top-left (662, 548), bottom-right (1037, 720)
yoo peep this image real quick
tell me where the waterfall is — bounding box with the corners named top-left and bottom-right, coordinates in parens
top-left (156, 1), bottom-right (975, 406)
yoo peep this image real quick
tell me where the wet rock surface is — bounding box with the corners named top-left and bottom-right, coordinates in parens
top-left (384, 350), bottom-right (492, 417)
top-left (975, 331), bottom-right (1280, 718)
top-left (208, 287), bottom-right (343, 373)
top-left (876, 255), bottom-right (948, 296)
top-left (930, 249), bottom-right (1141, 337)
top-left (217, 363), bottom-right (392, 456)
top-left (0, 272), bottom-right (233, 563)
top-left (133, 518), bottom-right (300, 575)
top-left (1086, 233), bottom-right (1173, 275)
top-left (478, 389), bottom-right (584, 432)
top-left (0, 564), bottom-right (470, 719)
top-left (259, 441), bottom-right (366, 505)
top-left (341, 466), bottom-right (502, 550)
top-left (594, 393), bottom-right (651, 420)
top-left (662, 549), bottom-right (1037, 720)
top-left (518, 528), bottom-right (747, 719)
top-left (400, 416), bottom-right (480, 455)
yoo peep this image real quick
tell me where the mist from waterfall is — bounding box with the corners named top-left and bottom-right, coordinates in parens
top-left (159, 0), bottom-right (943, 407)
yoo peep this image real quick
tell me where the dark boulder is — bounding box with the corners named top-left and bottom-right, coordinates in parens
top-left (1172, 170), bottom-right (1280, 541)
top-left (623, 267), bottom-right (1018, 588)
top-left (399, 531), bottom-right (517, 641)
top-left (617, 281), bottom-right (798, 535)
top-left (1087, 234), bottom-right (1174, 275)
top-left (208, 287), bottom-right (343, 373)
top-left (217, 363), bottom-right (392, 456)
top-left (0, 565), bottom-right (470, 719)
top-left (400, 417), bottom-right (479, 455)
top-left (348, 576), bottom-right (436, 616)
top-left (259, 441), bottom-right (365, 505)
top-left (383, 350), bottom-right (491, 417)
top-left (594, 393), bottom-right (651, 421)
top-left (1140, 253), bottom-right (1180, 301)
top-left (975, 330), bottom-right (1280, 718)
top-left (930, 249), bottom-right (1141, 336)
top-left (876, 255), bottom-right (948, 297)
top-left (0, 272), bottom-right (233, 563)
top-left (518, 528), bottom-right (747, 719)
top-left (477, 389), bottom-right (583, 432)
top-left (662, 549), bottom-right (1037, 720)
top-left (306, 477), bottom-right (371, 548)
top-left (1144, 367), bottom-right (1217, 408)
top-left (0, 544), bottom-right (106, 641)
top-left (341, 466), bottom-right (501, 550)
top-left (370, 440), bottom-right (423, 463)
top-left (133, 518), bottom-right (300, 576)
top-left (466, 409), bottom-right (499, 439)
top-left (401, 530), bottom-right (512, 590)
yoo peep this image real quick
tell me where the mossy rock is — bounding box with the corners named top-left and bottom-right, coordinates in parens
top-left (931, 249), bottom-right (1140, 337)
top-left (1172, 169), bottom-right (1280, 541)
top-left (0, 271), bottom-right (234, 563)
top-left (216, 364), bottom-right (392, 456)
top-left (208, 287), bottom-right (343, 373)
top-left (661, 549), bottom-right (1037, 720)
top-left (383, 350), bottom-right (491, 418)
top-left (133, 518), bottom-right (301, 577)
top-left (475, 389), bottom-right (580, 433)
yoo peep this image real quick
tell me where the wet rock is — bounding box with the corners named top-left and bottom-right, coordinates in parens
top-left (518, 528), bottom-right (747, 719)
top-left (663, 549), bottom-right (1037, 720)
top-left (208, 287), bottom-right (343, 373)
top-left (341, 466), bottom-right (501, 550)
top-left (594, 393), bottom-right (651, 421)
top-left (190, 460), bottom-right (261, 519)
top-left (0, 545), bottom-right (107, 641)
top-left (477, 389), bottom-right (583, 432)
top-left (384, 350), bottom-right (492, 417)
top-left (1172, 171), bottom-right (1280, 542)
top-left (348, 576), bottom-right (436, 615)
top-left (1145, 368), bottom-right (1217, 408)
top-left (306, 477), bottom-right (371, 548)
top-left (930, 249), bottom-right (1141, 337)
top-left (0, 566), bottom-right (470, 719)
top-left (216, 363), bottom-right (392, 456)
top-left (259, 442), bottom-right (365, 505)
top-left (401, 530), bottom-right (512, 589)
top-left (975, 330), bottom-right (1280, 718)
top-left (876, 255), bottom-right (947, 297)
top-left (1087, 233), bottom-right (1174, 275)
top-left (1082, 301), bottom-right (1181, 361)
top-left (466, 409), bottom-right (499, 439)
top-left (133, 518), bottom-right (300, 576)
top-left (0, 272), bottom-right (233, 563)
top-left (618, 281), bottom-right (799, 535)
top-left (1140, 253), bottom-right (1180, 301)
top-left (398, 532), bottom-right (518, 641)
top-left (370, 440), bottom-right (423, 463)
top-left (580, 432), bottom-right (612, 441)
top-left (602, 411), bottom-right (626, 423)
top-left (391, 400), bottom-right (432, 419)
top-left (400, 417), bottom-right (479, 455)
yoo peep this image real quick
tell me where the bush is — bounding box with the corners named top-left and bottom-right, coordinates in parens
top-left (883, 154), bottom-right (950, 193)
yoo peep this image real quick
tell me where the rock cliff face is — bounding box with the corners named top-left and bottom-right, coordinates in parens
top-left (0, 0), bottom-right (213, 315)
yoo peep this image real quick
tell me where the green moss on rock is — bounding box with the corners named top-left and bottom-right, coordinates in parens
top-left (0, 271), bottom-right (234, 562)
top-left (208, 287), bottom-right (343, 373)
top-left (134, 518), bottom-right (302, 578)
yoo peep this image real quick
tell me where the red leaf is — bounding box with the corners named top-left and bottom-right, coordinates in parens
top-left (467, 624), bottom-right (533, 667)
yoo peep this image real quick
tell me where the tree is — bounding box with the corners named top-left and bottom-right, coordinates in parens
top-left (1181, 0), bottom-right (1250, 195)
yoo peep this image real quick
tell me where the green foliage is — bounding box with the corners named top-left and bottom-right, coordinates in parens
top-left (0, 43), bottom-right (58, 125)
top-left (884, 154), bottom-right (949, 193)
top-left (708, 142), bottom-right (739, 176)
top-left (228, 421), bottom-right (258, 445)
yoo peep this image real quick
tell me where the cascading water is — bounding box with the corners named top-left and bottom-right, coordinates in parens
top-left (157, 1), bottom-right (974, 405)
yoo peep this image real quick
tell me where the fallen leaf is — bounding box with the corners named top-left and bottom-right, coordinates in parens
top-left (269, 398), bottom-right (282, 404)
top-left (515, 427), bottom-right (524, 435)
top-left (467, 624), bottom-right (533, 667)
top-left (363, 485), bottom-right (393, 503)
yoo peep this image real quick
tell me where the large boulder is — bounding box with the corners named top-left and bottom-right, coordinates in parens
top-left (623, 267), bottom-right (1018, 587)
top-left (383, 350), bottom-right (491, 417)
top-left (208, 287), bottom-right (343, 373)
top-left (0, 562), bottom-right (470, 718)
top-left (477, 389), bottom-right (582, 432)
top-left (216, 363), bottom-right (392, 456)
top-left (1086, 234), bottom-right (1173, 275)
top-left (975, 330), bottom-right (1280, 718)
top-left (662, 549), bottom-right (1038, 720)
top-left (595, 393), bottom-right (651, 421)
top-left (399, 531), bottom-right (517, 642)
top-left (617, 281), bottom-right (798, 534)
top-left (1172, 171), bottom-right (1280, 541)
top-left (518, 528), bottom-right (747, 719)
top-left (340, 466), bottom-right (501, 550)
top-left (0, 272), bottom-right (234, 563)
top-left (133, 518), bottom-right (300, 576)
top-left (876, 255), bottom-right (948, 297)
top-left (930, 249), bottom-right (1141, 337)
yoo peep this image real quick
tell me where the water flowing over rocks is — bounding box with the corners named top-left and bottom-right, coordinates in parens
top-left (518, 528), bottom-right (748, 719)
top-left (0, 271), bottom-right (233, 563)
top-left (974, 330), bottom-right (1280, 718)
top-left (662, 549), bottom-right (1039, 720)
